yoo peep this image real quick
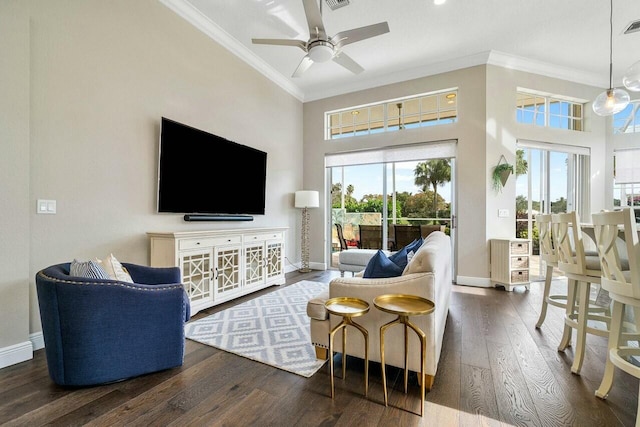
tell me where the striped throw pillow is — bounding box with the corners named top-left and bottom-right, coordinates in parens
top-left (70, 259), bottom-right (110, 280)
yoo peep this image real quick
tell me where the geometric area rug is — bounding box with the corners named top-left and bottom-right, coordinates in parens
top-left (184, 280), bottom-right (328, 378)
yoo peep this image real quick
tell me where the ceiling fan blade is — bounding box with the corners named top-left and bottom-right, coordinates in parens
top-left (332, 22), bottom-right (390, 48)
top-left (332, 52), bottom-right (364, 75)
top-left (251, 38), bottom-right (307, 51)
top-left (302, 0), bottom-right (326, 39)
top-left (292, 55), bottom-right (314, 77)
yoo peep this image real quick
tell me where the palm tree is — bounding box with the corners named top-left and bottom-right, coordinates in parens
top-left (414, 159), bottom-right (451, 213)
top-left (516, 149), bottom-right (528, 176)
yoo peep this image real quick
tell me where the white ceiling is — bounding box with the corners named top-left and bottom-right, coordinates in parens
top-left (161, 0), bottom-right (640, 102)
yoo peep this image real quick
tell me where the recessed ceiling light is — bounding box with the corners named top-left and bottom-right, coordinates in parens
top-left (434, 0), bottom-right (446, 5)
top-left (445, 93), bottom-right (456, 99)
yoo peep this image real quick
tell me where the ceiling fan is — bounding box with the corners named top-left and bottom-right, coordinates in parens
top-left (251, 0), bottom-right (390, 77)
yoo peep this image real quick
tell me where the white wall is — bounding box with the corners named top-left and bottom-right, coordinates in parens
top-left (1, 0), bottom-right (304, 367)
top-left (0, 1), bottom-right (31, 367)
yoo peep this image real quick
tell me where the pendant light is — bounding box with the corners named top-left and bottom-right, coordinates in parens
top-left (592, 0), bottom-right (630, 116)
top-left (623, 60), bottom-right (640, 91)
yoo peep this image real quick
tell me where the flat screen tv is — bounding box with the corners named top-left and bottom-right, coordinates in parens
top-left (157, 117), bottom-right (267, 217)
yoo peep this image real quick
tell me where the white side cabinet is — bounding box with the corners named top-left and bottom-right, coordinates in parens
top-left (490, 238), bottom-right (531, 292)
top-left (148, 227), bottom-right (287, 316)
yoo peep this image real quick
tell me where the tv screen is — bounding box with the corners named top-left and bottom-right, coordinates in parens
top-left (157, 117), bottom-right (267, 215)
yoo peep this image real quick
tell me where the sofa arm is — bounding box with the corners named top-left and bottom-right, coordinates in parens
top-left (330, 272), bottom-right (435, 299)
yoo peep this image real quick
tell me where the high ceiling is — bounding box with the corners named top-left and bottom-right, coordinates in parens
top-left (161, 0), bottom-right (640, 102)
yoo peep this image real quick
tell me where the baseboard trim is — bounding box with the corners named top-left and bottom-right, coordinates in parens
top-left (456, 276), bottom-right (492, 287)
top-left (30, 332), bottom-right (44, 351)
top-left (0, 340), bottom-right (33, 369)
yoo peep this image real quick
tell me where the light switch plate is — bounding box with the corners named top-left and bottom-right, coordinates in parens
top-left (37, 199), bottom-right (56, 214)
top-left (498, 209), bottom-right (509, 218)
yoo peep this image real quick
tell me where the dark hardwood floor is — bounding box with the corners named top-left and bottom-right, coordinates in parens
top-left (1, 269), bottom-right (637, 426)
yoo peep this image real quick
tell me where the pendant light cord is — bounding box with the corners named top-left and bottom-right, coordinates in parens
top-left (609, 0), bottom-right (613, 90)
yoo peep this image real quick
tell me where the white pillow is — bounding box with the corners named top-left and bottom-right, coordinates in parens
top-left (96, 253), bottom-right (134, 283)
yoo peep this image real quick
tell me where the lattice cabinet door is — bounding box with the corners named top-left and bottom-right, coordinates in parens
top-left (266, 240), bottom-right (283, 282)
top-left (244, 243), bottom-right (265, 288)
top-left (213, 244), bottom-right (242, 299)
top-left (179, 249), bottom-right (214, 307)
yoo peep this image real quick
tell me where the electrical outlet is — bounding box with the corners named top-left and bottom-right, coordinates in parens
top-left (498, 209), bottom-right (509, 218)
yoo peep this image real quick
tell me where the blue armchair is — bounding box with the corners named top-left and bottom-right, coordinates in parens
top-left (36, 262), bottom-right (190, 387)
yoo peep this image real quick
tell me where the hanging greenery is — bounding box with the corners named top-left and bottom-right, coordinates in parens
top-left (492, 155), bottom-right (514, 193)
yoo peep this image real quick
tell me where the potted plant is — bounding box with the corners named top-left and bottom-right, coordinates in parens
top-left (492, 156), bottom-right (514, 193)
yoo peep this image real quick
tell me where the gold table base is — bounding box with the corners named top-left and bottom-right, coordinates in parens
top-left (325, 297), bottom-right (370, 399)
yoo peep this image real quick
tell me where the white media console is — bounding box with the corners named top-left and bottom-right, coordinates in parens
top-left (147, 227), bottom-right (287, 316)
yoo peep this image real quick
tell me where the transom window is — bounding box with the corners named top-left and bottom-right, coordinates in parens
top-left (516, 90), bottom-right (585, 131)
top-left (613, 101), bottom-right (640, 134)
top-left (325, 89), bottom-right (458, 140)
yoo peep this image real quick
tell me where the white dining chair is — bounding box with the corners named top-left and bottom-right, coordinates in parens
top-left (536, 214), bottom-right (608, 332)
top-left (592, 208), bottom-right (640, 426)
top-left (552, 211), bottom-right (610, 374)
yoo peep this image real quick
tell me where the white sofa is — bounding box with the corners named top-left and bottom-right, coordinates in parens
top-left (307, 231), bottom-right (452, 389)
top-left (338, 249), bottom-right (389, 276)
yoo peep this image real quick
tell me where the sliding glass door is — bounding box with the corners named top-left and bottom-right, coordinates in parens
top-left (327, 141), bottom-right (456, 277)
top-left (515, 141), bottom-right (590, 281)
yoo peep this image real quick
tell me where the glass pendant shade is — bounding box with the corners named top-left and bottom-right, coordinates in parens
top-left (592, 88), bottom-right (630, 116)
top-left (623, 60), bottom-right (640, 91)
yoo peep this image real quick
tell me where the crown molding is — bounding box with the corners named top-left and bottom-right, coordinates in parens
top-left (487, 51), bottom-right (603, 88)
top-left (159, 0), bottom-right (304, 102)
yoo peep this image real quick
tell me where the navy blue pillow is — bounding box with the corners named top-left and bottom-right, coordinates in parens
top-left (388, 247), bottom-right (409, 270)
top-left (363, 250), bottom-right (403, 278)
top-left (404, 237), bottom-right (424, 254)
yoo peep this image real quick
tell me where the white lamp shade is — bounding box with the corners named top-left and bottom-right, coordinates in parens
top-left (623, 60), bottom-right (640, 92)
top-left (592, 88), bottom-right (630, 116)
top-left (295, 190), bottom-right (319, 208)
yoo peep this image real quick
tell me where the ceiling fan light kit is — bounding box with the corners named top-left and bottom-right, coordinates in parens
top-left (308, 41), bottom-right (334, 62)
top-left (251, 0), bottom-right (389, 77)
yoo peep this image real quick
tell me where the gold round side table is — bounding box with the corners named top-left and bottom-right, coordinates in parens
top-left (374, 294), bottom-right (435, 417)
top-left (324, 297), bottom-right (370, 399)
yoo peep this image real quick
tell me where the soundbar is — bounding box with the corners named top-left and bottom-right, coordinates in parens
top-left (184, 214), bottom-right (254, 222)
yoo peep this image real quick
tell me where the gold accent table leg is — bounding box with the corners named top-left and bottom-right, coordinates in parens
top-left (351, 321), bottom-right (369, 397)
top-left (342, 325), bottom-right (347, 380)
top-left (380, 316), bottom-right (402, 406)
top-left (329, 317), bottom-right (369, 399)
top-left (404, 318), bottom-right (427, 417)
top-left (404, 319), bottom-right (409, 393)
top-left (329, 321), bottom-right (347, 399)
top-left (380, 315), bottom-right (428, 417)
